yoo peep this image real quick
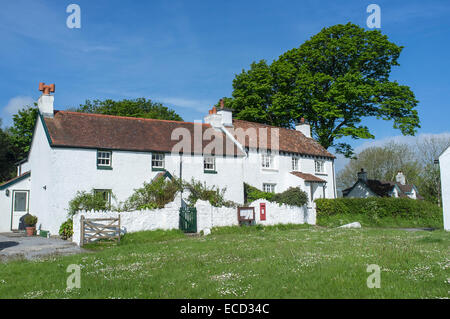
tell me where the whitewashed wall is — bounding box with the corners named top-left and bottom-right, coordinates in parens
top-left (440, 147), bottom-right (450, 231)
top-left (0, 176), bottom-right (31, 232)
top-left (72, 196), bottom-right (315, 245)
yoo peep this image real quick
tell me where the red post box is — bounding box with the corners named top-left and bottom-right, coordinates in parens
top-left (260, 203), bottom-right (266, 221)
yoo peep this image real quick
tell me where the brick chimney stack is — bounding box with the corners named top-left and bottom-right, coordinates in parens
top-left (38, 82), bottom-right (55, 118)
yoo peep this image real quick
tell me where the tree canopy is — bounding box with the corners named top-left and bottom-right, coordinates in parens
top-left (75, 98), bottom-right (183, 121)
top-left (224, 23), bottom-right (420, 157)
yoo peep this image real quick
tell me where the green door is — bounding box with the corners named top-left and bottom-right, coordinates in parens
top-left (179, 207), bottom-right (197, 233)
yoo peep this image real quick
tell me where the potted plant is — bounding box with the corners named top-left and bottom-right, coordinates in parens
top-left (24, 214), bottom-right (38, 236)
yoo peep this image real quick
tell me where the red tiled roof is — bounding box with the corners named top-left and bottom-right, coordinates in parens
top-left (44, 111), bottom-right (245, 156)
top-left (290, 171), bottom-right (327, 183)
top-left (228, 119), bottom-right (335, 158)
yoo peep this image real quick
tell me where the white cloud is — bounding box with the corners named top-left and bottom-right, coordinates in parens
top-left (1, 96), bottom-right (35, 127)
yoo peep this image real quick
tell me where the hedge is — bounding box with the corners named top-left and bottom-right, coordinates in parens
top-left (315, 197), bottom-right (443, 228)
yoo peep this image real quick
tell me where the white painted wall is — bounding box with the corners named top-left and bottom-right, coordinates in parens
top-left (251, 199), bottom-right (316, 225)
top-left (242, 149), bottom-right (335, 199)
top-left (439, 147), bottom-right (450, 231)
top-left (0, 176), bottom-right (31, 232)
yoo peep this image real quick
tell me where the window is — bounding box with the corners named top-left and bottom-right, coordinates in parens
top-left (97, 151), bottom-right (112, 168)
top-left (263, 183), bottom-right (276, 193)
top-left (204, 156), bottom-right (216, 173)
top-left (261, 151), bottom-right (274, 169)
top-left (315, 160), bottom-right (325, 173)
top-left (292, 157), bottom-right (299, 171)
top-left (94, 189), bottom-right (112, 205)
top-left (152, 153), bottom-right (165, 170)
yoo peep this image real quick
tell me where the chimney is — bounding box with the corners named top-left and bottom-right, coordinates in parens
top-left (216, 98), bottom-right (233, 127)
top-left (204, 105), bottom-right (222, 128)
top-left (37, 82), bottom-right (55, 118)
top-left (395, 171), bottom-right (406, 185)
top-left (295, 118), bottom-right (311, 138)
top-left (357, 168), bottom-right (368, 182)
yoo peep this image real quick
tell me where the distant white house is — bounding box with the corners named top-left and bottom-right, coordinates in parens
top-left (343, 169), bottom-right (422, 199)
top-left (439, 146), bottom-right (450, 231)
top-left (0, 83), bottom-right (337, 234)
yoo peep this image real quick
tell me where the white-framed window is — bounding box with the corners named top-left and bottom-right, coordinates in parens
top-left (261, 151), bottom-right (274, 169)
top-left (263, 183), bottom-right (276, 193)
top-left (97, 151), bottom-right (112, 167)
top-left (292, 157), bottom-right (299, 171)
top-left (315, 160), bottom-right (325, 173)
top-left (204, 156), bottom-right (216, 172)
top-left (94, 189), bottom-right (112, 205)
top-left (152, 153), bottom-right (165, 170)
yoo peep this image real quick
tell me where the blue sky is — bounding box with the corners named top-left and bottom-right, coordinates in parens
top-left (1, 0), bottom-right (449, 170)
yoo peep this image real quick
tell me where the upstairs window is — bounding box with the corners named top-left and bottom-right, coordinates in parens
top-left (292, 157), bottom-right (299, 171)
top-left (315, 160), bottom-right (325, 174)
top-left (261, 151), bottom-right (274, 169)
top-left (152, 153), bottom-right (165, 170)
top-left (97, 151), bottom-right (112, 168)
top-left (263, 183), bottom-right (276, 193)
top-left (204, 156), bottom-right (216, 173)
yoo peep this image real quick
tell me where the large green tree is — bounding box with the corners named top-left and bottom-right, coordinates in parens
top-left (75, 98), bottom-right (183, 121)
top-left (0, 119), bottom-right (18, 182)
top-left (8, 105), bottom-right (39, 161)
top-left (225, 23), bottom-right (420, 157)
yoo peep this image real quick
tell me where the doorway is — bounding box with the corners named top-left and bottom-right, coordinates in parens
top-left (11, 190), bottom-right (29, 230)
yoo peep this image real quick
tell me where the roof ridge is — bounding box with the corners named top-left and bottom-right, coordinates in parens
top-left (55, 110), bottom-right (211, 126)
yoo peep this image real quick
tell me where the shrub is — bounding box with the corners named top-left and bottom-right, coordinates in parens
top-left (184, 178), bottom-right (236, 207)
top-left (245, 183), bottom-right (308, 207)
top-left (122, 177), bottom-right (182, 210)
top-left (68, 190), bottom-right (115, 216)
top-left (272, 187), bottom-right (308, 207)
top-left (315, 197), bottom-right (444, 228)
top-left (59, 219), bottom-right (73, 240)
top-left (24, 214), bottom-right (38, 226)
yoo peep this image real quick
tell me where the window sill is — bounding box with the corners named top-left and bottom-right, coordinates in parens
top-left (261, 167), bottom-right (278, 172)
top-left (152, 167), bottom-right (166, 172)
top-left (204, 170), bottom-right (217, 174)
top-left (315, 172), bottom-right (327, 176)
top-left (97, 166), bottom-right (113, 170)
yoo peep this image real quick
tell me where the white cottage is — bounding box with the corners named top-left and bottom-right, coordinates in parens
top-left (0, 83), bottom-right (336, 234)
top-left (439, 146), bottom-right (450, 231)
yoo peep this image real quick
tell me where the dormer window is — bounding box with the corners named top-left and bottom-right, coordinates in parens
top-left (97, 151), bottom-right (112, 169)
top-left (152, 153), bottom-right (165, 171)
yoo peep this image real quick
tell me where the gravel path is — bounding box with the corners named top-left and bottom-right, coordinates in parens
top-left (0, 232), bottom-right (84, 262)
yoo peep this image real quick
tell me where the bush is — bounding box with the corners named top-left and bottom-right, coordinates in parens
top-left (59, 219), bottom-right (73, 240)
top-left (183, 179), bottom-right (236, 207)
top-left (122, 177), bottom-right (182, 210)
top-left (23, 214), bottom-right (38, 226)
top-left (68, 190), bottom-right (114, 216)
top-left (272, 187), bottom-right (308, 207)
top-left (245, 183), bottom-right (308, 207)
top-left (315, 198), bottom-right (444, 228)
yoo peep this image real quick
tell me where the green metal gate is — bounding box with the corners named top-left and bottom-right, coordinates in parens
top-left (179, 207), bottom-right (197, 233)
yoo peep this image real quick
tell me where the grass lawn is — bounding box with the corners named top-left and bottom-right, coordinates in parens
top-left (0, 225), bottom-right (448, 299)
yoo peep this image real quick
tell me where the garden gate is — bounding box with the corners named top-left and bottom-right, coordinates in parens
top-left (179, 207), bottom-right (197, 233)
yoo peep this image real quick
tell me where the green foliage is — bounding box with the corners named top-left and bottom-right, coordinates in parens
top-left (244, 183), bottom-right (308, 207)
top-left (23, 214), bottom-right (38, 227)
top-left (68, 190), bottom-right (114, 216)
top-left (75, 98), bottom-right (183, 121)
top-left (315, 198), bottom-right (443, 228)
top-left (183, 178), bottom-right (236, 207)
top-left (59, 219), bottom-right (73, 240)
top-left (225, 23), bottom-right (419, 157)
top-left (0, 121), bottom-right (17, 182)
top-left (8, 106), bottom-right (39, 161)
top-left (244, 183), bottom-right (274, 203)
top-left (122, 177), bottom-right (182, 210)
top-left (272, 187), bottom-right (308, 207)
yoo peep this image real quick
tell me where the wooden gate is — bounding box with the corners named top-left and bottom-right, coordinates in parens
top-left (80, 216), bottom-right (121, 246)
top-left (179, 207), bottom-right (197, 233)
